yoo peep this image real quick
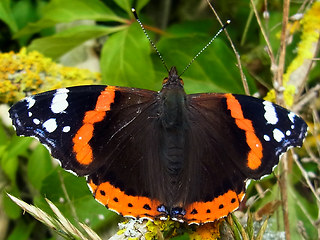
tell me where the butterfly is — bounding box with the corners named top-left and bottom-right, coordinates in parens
top-left (9, 65), bottom-right (307, 224)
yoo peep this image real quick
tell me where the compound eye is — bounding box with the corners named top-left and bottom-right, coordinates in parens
top-left (179, 79), bottom-right (184, 85)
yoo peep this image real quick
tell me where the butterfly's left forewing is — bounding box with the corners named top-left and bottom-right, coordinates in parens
top-left (9, 85), bottom-right (158, 176)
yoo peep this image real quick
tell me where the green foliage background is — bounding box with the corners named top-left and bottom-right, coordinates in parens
top-left (0, 0), bottom-right (319, 239)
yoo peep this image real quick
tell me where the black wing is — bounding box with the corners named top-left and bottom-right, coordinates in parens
top-left (180, 93), bottom-right (307, 223)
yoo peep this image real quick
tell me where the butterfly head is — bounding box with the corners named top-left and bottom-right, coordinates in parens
top-left (162, 66), bottom-right (184, 88)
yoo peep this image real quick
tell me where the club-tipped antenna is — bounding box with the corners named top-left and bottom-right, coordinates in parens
top-left (179, 20), bottom-right (231, 77)
top-left (132, 8), bottom-right (169, 73)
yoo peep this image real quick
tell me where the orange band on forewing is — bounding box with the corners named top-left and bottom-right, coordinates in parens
top-left (184, 190), bottom-right (245, 224)
top-left (95, 86), bottom-right (115, 111)
top-left (83, 111), bottom-right (106, 123)
top-left (225, 94), bottom-right (263, 170)
top-left (72, 86), bottom-right (116, 165)
top-left (88, 179), bottom-right (161, 219)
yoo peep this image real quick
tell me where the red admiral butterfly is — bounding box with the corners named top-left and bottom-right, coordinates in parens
top-left (9, 9), bottom-right (307, 225)
top-left (9, 65), bottom-right (307, 224)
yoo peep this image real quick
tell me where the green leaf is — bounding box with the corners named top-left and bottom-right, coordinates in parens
top-left (11, 0), bottom-right (43, 46)
top-left (3, 190), bottom-right (22, 219)
top-left (11, 0), bottom-right (39, 29)
top-left (0, 122), bottom-right (9, 145)
top-left (28, 25), bottom-right (126, 59)
top-left (2, 136), bottom-right (33, 160)
top-left (170, 232), bottom-right (190, 240)
top-left (135, 0), bottom-right (150, 12)
top-left (252, 179), bottom-right (318, 239)
top-left (156, 34), bottom-right (256, 94)
top-left (114, 0), bottom-right (133, 16)
top-left (14, 0), bottom-right (125, 38)
top-left (101, 22), bottom-right (156, 89)
top-left (39, 170), bottom-right (118, 229)
top-left (1, 157), bottom-right (18, 184)
top-left (27, 144), bottom-right (53, 190)
top-left (7, 219), bottom-right (34, 240)
top-left (287, 184), bottom-right (318, 239)
top-left (0, 137), bottom-right (32, 184)
top-left (0, 0), bottom-right (18, 32)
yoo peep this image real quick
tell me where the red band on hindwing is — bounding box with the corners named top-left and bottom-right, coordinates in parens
top-left (225, 94), bottom-right (263, 170)
top-left (184, 190), bottom-right (245, 224)
top-left (88, 179), bottom-right (161, 219)
top-left (72, 86), bottom-right (116, 165)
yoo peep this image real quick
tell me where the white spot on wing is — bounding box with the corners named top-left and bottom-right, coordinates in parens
top-left (42, 118), bottom-right (57, 133)
top-left (26, 97), bottom-right (35, 109)
top-left (273, 128), bottom-right (285, 142)
top-left (286, 130), bottom-right (291, 136)
top-left (288, 112), bottom-right (295, 123)
top-left (33, 118), bottom-right (40, 125)
top-left (28, 112), bottom-right (32, 117)
top-left (51, 88), bottom-right (69, 113)
top-left (264, 135), bottom-right (270, 141)
top-left (263, 101), bottom-right (278, 124)
top-left (62, 126), bottom-right (70, 132)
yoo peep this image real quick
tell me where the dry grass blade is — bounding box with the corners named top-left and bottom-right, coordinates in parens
top-left (231, 213), bottom-right (249, 240)
top-left (45, 198), bottom-right (88, 240)
top-left (206, 0), bottom-right (250, 95)
top-left (256, 217), bottom-right (269, 240)
top-left (7, 193), bottom-right (101, 240)
top-left (7, 193), bottom-right (57, 230)
top-left (79, 223), bottom-right (102, 240)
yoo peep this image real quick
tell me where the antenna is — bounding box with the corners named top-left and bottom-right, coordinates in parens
top-left (132, 8), bottom-right (169, 73)
top-left (179, 20), bottom-right (231, 77)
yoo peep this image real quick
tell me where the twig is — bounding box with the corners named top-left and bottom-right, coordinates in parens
top-left (277, 1), bottom-right (292, 239)
top-left (279, 153), bottom-right (291, 240)
top-left (58, 170), bottom-right (79, 222)
top-left (206, 0), bottom-right (250, 95)
top-left (293, 84), bottom-right (320, 112)
top-left (311, 102), bottom-right (320, 156)
top-left (240, 7), bottom-right (254, 46)
top-left (292, 150), bottom-right (320, 204)
top-left (276, 0), bottom-right (290, 92)
top-left (250, 0), bottom-right (276, 73)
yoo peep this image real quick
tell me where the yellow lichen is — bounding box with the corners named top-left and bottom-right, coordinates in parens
top-left (189, 221), bottom-right (221, 240)
top-left (265, 2), bottom-right (320, 106)
top-left (0, 48), bottom-right (100, 103)
top-left (264, 89), bottom-right (276, 103)
top-left (145, 219), bottom-right (180, 240)
top-left (282, 2), bottom-right (320, 106)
